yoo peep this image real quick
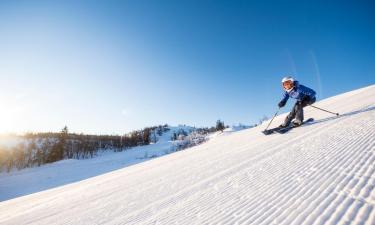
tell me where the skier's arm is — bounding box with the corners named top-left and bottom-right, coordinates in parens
top-left (278, 92), bottom-right (289, 108)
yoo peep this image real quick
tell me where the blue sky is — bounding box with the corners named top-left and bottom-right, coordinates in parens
top-left (0, 0), bottom-right (374, 134)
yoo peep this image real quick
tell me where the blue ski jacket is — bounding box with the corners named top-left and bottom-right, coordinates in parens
top-left (281, 81), bottom-right (316, 103)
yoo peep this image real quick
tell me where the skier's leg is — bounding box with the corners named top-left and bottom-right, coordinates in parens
top-left (295, 97), bottom-right (316, 124)
top-left (295, 102), bottom-right (304, 124)
top-left (283, 103), bottom-right (298, 126)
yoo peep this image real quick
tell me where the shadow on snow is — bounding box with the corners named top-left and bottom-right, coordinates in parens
top-left (307, 105), bottom-right (375, 126)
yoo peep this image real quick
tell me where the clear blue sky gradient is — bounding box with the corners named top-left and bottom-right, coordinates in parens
top-left (0, 0), bottom-right (374, 134)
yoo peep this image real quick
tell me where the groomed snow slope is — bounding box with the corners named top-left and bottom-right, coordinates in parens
top-left (1, 85), bottom-right (375, 225)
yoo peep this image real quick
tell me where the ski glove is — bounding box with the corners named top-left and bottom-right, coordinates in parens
top-left (278, 100), bottom-right (287, 108)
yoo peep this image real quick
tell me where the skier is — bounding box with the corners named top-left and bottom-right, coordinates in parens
top-left (278, 76), bottom-right (316, 128)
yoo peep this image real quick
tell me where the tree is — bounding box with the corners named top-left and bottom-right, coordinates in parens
top-left (35, 148), bottom-right (44, 166)
top-left (216, 120), bottom-right (225, 132)
top-left (45, 126), bottom-right (68, 163)
top-left (171, 132), bottom-right (177, 141)
top-left (26, 139), bottom-right (36, 167)
top-left (58, 126), bottom-right (69, 159)
top-left (0, 148), bottom-right (10, 172)
top-left (143, 128), bottom-right (151, 145)
top-left (14, 144), bottom-right (26, 170)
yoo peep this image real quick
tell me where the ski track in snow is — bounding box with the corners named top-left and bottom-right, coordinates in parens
top-left (0, 85), bottom-right (375, 225)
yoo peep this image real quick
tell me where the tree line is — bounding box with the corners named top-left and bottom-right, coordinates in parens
top-left (0, 125), bottom-right (169, 172)
top-left (0, 119), bottom-right (232, 173)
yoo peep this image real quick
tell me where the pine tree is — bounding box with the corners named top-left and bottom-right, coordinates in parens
top-left (216, 120), bottom-right (225, 132)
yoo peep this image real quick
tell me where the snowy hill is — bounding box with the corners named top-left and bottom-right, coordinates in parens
top-left (0, 125), bottom-right (198, 201)
top-left (1, 85), bottom-right (375, 225)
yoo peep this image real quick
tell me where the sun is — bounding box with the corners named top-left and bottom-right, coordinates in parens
top-left (0, 98), bottom-right (23, 134)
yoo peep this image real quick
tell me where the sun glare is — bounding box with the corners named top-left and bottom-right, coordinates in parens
top-left (0, 97), bottom-right (23, 134)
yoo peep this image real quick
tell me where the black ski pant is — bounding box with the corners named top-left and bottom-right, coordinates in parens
top-left (284, 97), bottom-right (316, 125)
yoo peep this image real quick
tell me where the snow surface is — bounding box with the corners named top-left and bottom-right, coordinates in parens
top-left (0, 126), bottom-right (195, 201)
top-left (1, 85), bottom-right (375, 225)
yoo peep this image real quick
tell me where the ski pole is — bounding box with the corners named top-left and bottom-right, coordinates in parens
top-left (309, 105), bottom-right (339, 116)
top-left (264, 107), bottom-right (280, 132)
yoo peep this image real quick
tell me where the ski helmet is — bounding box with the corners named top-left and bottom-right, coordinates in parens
top-left (281, 76), bottom-right (294, 91)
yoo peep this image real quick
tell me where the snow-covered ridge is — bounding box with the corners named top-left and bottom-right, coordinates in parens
top-left (0, 84), bottom-right (375, 225)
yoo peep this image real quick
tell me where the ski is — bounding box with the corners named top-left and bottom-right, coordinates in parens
top-left (262, 118), bottom-right (314, 135)
top-left (262, 126), bottom-right (284, 135)
top-left (275, 118), bottom-right (314, 134)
